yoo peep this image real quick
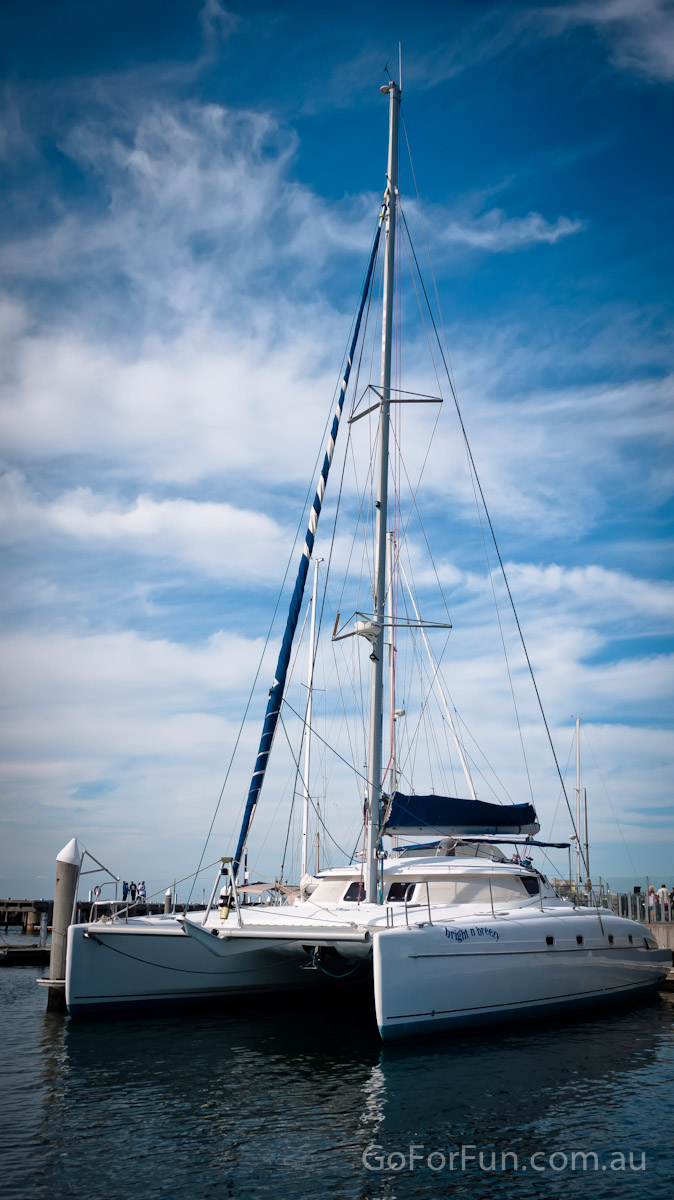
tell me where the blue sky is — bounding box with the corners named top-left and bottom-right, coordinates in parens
top-left (1, 0), bottom-right (672, 899)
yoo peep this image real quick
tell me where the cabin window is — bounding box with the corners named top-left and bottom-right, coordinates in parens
top-left (521, 877), bottom-right (540, 897)
top-left (307, 879), bottom-right (352, 904)
top-left (343, 881), bottom-right (366, 903)
top-left (608, 934), bottom-right (614, 945)
top-left (628, 934), bottom-right (633, 944)
top-left (386, 881), bottom-right (416, 902)
top-left (422, 876), bottom-right (530, 905)
top-left (576, 935), bottom-right (584, 945)
top-left (546, 936), bottom-right (554, 946)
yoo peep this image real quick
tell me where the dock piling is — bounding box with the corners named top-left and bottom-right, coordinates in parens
top-left (47, 837), bottom-right (80, 1011)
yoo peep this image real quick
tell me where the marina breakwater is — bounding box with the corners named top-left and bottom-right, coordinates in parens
top-left (0, 896), bottom-right (194, 934)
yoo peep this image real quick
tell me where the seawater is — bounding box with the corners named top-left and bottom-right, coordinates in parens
top-left (1, 951), bottom-right (673, 1200)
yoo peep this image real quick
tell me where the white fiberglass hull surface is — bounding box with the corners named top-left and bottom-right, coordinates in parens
top-left (66, 901), bottom-right (669, 1033)
top-left (374, 908), bottom-right (670, 1040)
top-left (65, 910), bottom-right (371, 1015)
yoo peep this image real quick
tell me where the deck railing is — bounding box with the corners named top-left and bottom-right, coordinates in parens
top-left (551, 882), bottom-right (673, 924)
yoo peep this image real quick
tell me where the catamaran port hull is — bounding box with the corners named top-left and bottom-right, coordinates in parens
top-left (373, 915), bottom-right (671, 1040)
top-left (65, 920), bottom-right (370, 1015)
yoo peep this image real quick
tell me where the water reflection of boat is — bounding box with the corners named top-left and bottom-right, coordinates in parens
top-left (34, 998), bottom-right (673, 1196)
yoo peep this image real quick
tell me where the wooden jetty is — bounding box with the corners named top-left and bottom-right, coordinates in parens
top-left (0, 943), bottom-right (51, 966)
top-left (1, 898), bottom-right (52, 934)
top-left (0, 897), bottom-right (201, 970)
top-left (1, 897), bottom-right (174, 934)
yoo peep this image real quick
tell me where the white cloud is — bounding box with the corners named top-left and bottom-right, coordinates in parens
top-left (0, 628), bottom-right (265, 714)
top-left (503, 562), bottom-right (674, 622)
top-left (0, 99), bottom-right (374, 326)
top-left (0, 471), bottom-right (294, 581)
top-left (546, 0), bottom-right (674, 83)
top-left (440, 208), bottom-right (583, 251)
top-left (0, 300), bottom-right (345, 486)
top-left (0, 62), bottom-right (671, 895)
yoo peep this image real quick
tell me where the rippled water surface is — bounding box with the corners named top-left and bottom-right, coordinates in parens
top-left (2, 957), bottom-right (673, 1200)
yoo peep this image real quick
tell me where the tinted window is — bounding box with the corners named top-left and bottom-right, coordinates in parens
top-left (386, 882), bottom-right (416, 902)
top-left (343, 881), bottom-right (366, 902)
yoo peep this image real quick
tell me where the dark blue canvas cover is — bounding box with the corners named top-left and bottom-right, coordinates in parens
top-left (384, 792), bottom-right (539, 836)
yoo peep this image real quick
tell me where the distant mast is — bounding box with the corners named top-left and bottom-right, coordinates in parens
top-left (365, 78), bottom-right (400, 904)
top-left (575, 715), bottom-right (581, 893)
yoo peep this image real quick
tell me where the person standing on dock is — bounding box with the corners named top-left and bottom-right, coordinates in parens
top-left (122, 881), bottom-right (129, 901)
top-left (129, 881), bottom-right (137, 903)
top-left (139, 881), bottom-right (146, 901)
top-left (657, 884), bottom-right (669, 915)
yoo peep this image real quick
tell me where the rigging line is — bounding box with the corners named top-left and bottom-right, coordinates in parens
top-left (334, 242), bottom-right (386, 621)
top-left (455, 741), bottom-right (514, 805)
top-left (186, 243), bottom-right (382, 905)
top-left (330, 639), bottom-right (367, 805)
top-left (323, 237), bottom-right (383, 630)
top-left (393, 623), bottom-right (453, 787)
top-left (582, 726), bottom-right (641, 880)
top-left (450, 708), bottom-right (517, 805)
top-left (281, 694), bottom-right (377, 795)
top-left (388, 396), bottom-right (452, 627)
top-left (233, 215), bottom-right (384, 875)
top-left (397, 215), bottom-right (445, 398)
top-left (396, 548), bottom-right (476, 797)
top-left (144, 858), bottom-right (223, 906)
top-left (344, 429), bottom-right (378, 610)
top-left (278, 713), bottom-right (352, 860)
top-left (321, 431), bottom-right (372, 776)
top-left (402, 112), bottom-right (459, 398)
top-left (279, 766), bottom-right (299, 888)
top-left (535, 845), bottom-right (568, 880)
top-left (465, 448), bottom-right (534, 805)
top-left (397, 203), bottom-right (583, 857)
top-left (237, 559), bottom-right (314, 883)
top-left (282, 583), bottom-right (316, 857)
top-left (547, 730), bottom-right (577, 838)
top-left (436, 675), bottom-right (460, 798)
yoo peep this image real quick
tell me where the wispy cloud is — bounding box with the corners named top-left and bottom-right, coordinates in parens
top-left (0, 7), bottom-right (671, 891)
top-left (0, 293), bottom-right (344, 487)
top-left (429, 558), bottom-right (674, 627)
top-left (505, 562), bottom-right (674, 622)
top-left (545, 0), bottom-right (674, 83)
top-left (0, 98), bottom-right (375, 339)
top-left (439, 208), bottom-right (583, 251)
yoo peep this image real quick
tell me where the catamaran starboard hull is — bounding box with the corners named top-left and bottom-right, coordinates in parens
top-left (373, 914), bottom-right (670, 1040)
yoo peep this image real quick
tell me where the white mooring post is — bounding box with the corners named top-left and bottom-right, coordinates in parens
top-left (48, 837), bottom-right (81, 1011)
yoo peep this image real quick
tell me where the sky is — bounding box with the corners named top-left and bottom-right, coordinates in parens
top-left (1, 0), bottom-right (672, 901)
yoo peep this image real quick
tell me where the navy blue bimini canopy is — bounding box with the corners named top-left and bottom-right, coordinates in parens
top-left (384, 792), bottom-right (539, 837)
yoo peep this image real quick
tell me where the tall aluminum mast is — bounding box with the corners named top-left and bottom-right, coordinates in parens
top-left (364, 78), bottom-right (400, 903)
top-left (300, 557), bottom-right (321, 880)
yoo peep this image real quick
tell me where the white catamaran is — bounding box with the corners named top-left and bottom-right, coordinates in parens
top-left (64, 79), bottom-right (669, 1038)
